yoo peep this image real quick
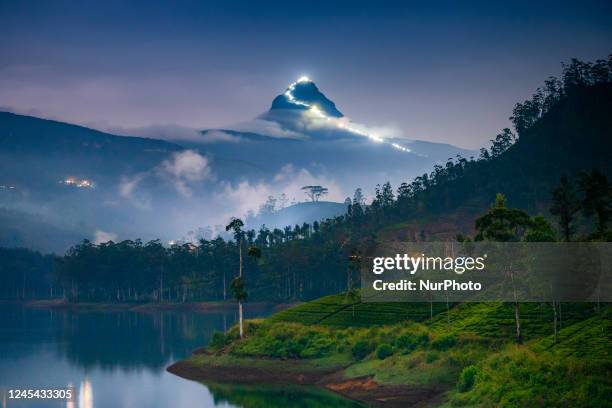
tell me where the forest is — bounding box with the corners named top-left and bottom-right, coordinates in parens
top-left (0, 56), bottom-right (611, 303)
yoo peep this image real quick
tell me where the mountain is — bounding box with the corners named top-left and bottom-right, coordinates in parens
top-left (0, 79), bottom-right (474, 252)
top-left (247, 201), bottom-right (348, 230)
top-left (0, 112), bottom-right (182, 191)
top-left (267, 77), bottom-right (344, 117)
top-left (374, 82), bottom-right (612, 241)
top-left (193, 77), bottom-right (475, 195)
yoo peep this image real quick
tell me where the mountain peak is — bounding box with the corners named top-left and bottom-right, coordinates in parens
top-left (269, 77), bottom-right (343, 118)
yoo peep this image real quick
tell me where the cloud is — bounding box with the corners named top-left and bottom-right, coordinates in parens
top-left (93, 230), bottom-right (118, 244)
top-left (118, 173), bottom-right (151, 209)
top-left (227, 119), bottom-right (306, 140)
top-left (214, 164), bottom-right (346, 222)
top-left (157, 150), bottom-right (212, 197)
top-left (200, 130), bottom-right (244, 143)
top-left (117, 149), bottom-right (211, 209)
top-left (304, 112), bottom-right (404, 141)
top-left (103, 123), bottom-right (205, 141)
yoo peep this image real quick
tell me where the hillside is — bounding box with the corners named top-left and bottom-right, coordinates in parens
top-left (170, 295), bottom-right (609, 407)
top-left (0, 111), bottom-right (182, 190)
top-left (247, 201), bottom-right (348, 230)
top-left (352, 82), bottom-right (612, 242)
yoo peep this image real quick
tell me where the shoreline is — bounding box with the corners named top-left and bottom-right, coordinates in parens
top-left (19, 299), bottom-right (293, 313)
top-left (166, 355), bottom-right (445, 407)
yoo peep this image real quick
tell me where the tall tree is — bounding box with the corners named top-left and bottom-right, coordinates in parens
top-left (550, 176), bottom-right (580, 241)
top-left (577, 169), bottom-right (611, 237)
top-left (226, 217), bottom-right (246, 338)
top-left (475, 193), bottom-right (532, 343)
top-left (301, 185), bottom-right (329, 202)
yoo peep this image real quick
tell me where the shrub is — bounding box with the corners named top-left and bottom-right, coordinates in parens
top-left (426, 351), bottom-right (440, 363)
top-left (457, 365), bottom-right (481, 392)
top-left (395, 332), bottom-right (429, 352)
top-left (208, 331), bottom-right (227, 349)
top-left (432, 334), bottom-right (457, 351)
top-left (301, 336), bottom-right (336, 358)
top-left (352, 340), bottom-right (373, 360)
top-left (376, 343), bottom-right (394, 360)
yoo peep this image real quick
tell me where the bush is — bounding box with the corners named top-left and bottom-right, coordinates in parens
top-left (432, 334), bottom-right (457, 351)
top-left (395, 332), bottom-right (429, 352)
top-left (209, 331), bottom-right (228, 349)
top-left (457, 365), bottom-right (480, 392)
top-left (352, 340), bottom-right (373, 360)
top-left (376, 343), bottom-right (394, 360)
top-left (426, 351), bottom-right (440, 363)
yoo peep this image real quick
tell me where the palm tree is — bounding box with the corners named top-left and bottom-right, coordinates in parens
top-left (226, 217), bottom-right (245, 338)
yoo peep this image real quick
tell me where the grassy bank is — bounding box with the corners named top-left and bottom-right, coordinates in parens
top-left (168, 294), bottom-right (610, 407)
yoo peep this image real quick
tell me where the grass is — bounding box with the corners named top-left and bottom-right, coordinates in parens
top-left (447, 308), bottom-right (611, 407)
top-left (429, 302), bottom-right (597, 341)
top-left (188, 351), bottom-right (352, 373)
top-left (268, 292), bottom-right (448, 327)
top-left (188, 295), bottom-right (610, 407)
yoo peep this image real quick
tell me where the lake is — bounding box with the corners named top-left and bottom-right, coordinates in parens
top-left (0, 304), bottom-right (361, 408)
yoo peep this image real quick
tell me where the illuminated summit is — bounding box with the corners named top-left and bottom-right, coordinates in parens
top-left (265, 77), bottom-right (410, 151)
top-left (269, 77), bottom-right (343, 118)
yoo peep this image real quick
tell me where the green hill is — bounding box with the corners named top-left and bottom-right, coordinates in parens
top-left (268, 292), bottom-right (448, 327)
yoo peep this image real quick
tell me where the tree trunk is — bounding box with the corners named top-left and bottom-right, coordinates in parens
top-left (160, 266), bottom-right (164, 303)
top-left (552, 300), bottom-right (558, 343)
top-left (514, 301), bottom-right (522, 343)
top-left (238, 301), bottom-right (244, 338)
top-left (223, 272), bottom-right (226, 300)
top-left (239, 242), bottom-right (243, 277)
top-left (509, 266), bottom-right (522, 344)
top-left (430, 296), bottom-right (433, 320)
top-left (446, 295), bottom-right (451, 329)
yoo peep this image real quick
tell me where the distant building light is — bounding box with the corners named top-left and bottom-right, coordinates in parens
top-left (61, 177), bottom-right (94, 188)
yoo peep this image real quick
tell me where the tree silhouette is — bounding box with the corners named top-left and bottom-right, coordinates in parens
top-left (550, 176), bottom-right (580, 241)
top-left (475, 193), bottom-right (532, 344)
top-left (577, 169), bottom-right (611, 237)
top-left (301, 185), bottom-right (329, 202)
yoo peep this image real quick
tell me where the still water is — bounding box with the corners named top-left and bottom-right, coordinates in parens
top-left (0, 304), bottom-right (360, 408)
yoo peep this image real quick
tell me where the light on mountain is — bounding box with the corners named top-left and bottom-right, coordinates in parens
top-left (62, 177), bottom-right (94, 188)
top-left (309, 105), bottom-right (325, 118)
top-left (392, 143), bottom-right (411, 152)
top-left (284, 76), bottom-right (411, 152)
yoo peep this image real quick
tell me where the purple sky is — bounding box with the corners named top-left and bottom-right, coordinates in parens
top-left (1, 0), bottom-right (611, 148)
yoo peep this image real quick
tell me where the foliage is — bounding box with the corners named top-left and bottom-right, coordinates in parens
top-left (351, 340), bottom-right (373, 360)
top-left (33, 57), bottom-right (610, 305)
top-left (577, 169), bottom-right (611, 236)
top-left (230, 276), bottom-right (248, 302)
top-left (550, 175), bottom-right (580, 241)
top-left (0, 247), bottom-right (57, 299)
top-left (450, 348), bottom-right (610, 407)
top-left (431, 334), bottom-right (457, 351)
top-left (394, 331), bottom-right (429, 352)
top-left (209, 331), bottom-right (229, 349)
top-left (457, 365), bottom-right (480, 392)
top-left (375, 343), bottom-right (393, 359)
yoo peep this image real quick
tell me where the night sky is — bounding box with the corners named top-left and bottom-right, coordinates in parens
top-left (1, 0), bottom-right (611, 148)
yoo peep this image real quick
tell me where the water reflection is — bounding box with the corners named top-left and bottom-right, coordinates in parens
top-left (0, 304), bottom-right (358, 408)
top-left (0, 304), bottom-right (248, 371)
top-left (78, 379), bottom-right (92, 408)
top-left (207, 383), bottom-right (364, 407)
